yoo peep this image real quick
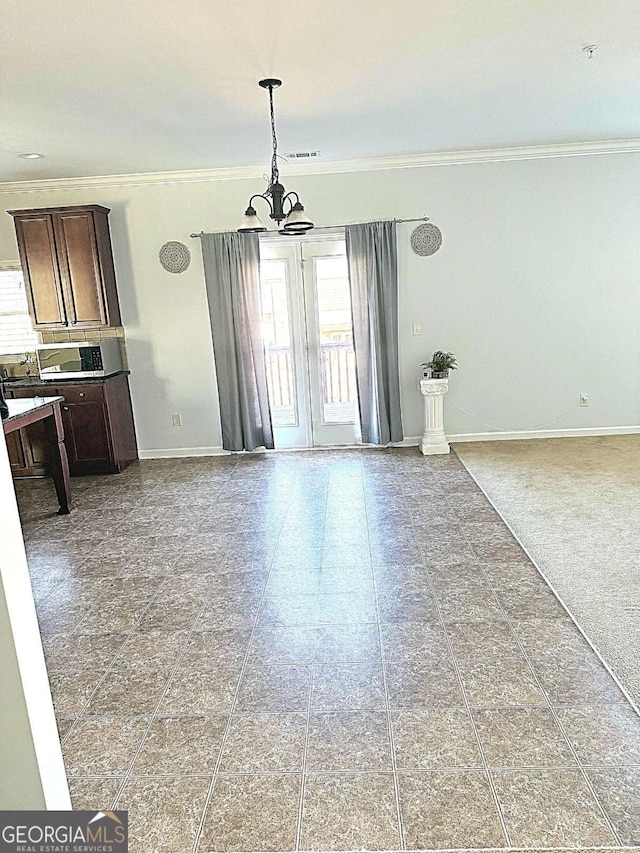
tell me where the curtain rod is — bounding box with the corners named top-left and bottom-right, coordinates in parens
top-left (189, 216), bottom-right (430, 238)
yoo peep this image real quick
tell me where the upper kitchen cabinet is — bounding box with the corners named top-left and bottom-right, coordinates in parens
top-left (8, 204), bottom-right (121, 330)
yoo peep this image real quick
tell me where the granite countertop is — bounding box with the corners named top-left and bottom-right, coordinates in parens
top-left (3, 370), bottom-right (130, 388)
top-left (3, 396), bottom-right (64, 426)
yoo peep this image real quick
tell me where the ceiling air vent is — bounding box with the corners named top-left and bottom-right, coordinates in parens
top-left (285, 151), bottom-right (321, 160)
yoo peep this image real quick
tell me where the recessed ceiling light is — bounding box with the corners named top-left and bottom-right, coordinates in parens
top-left (17, 152), bottom-right (45, 159)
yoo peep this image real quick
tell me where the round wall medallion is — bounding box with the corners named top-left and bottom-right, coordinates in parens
top-left (159, 241), bottom-right (191, 273)
top-left (410, 223), bottom-right (443, 256)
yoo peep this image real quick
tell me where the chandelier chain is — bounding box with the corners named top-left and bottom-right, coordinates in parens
top-left (269, 85), bottom-right (280, 188)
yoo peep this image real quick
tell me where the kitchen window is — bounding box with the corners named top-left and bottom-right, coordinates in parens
top-left (0, 268), bottom-right (37, 356)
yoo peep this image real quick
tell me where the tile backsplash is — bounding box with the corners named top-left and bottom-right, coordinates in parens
top-left (1, 327), bottom-right (128, 376)
top-left (38, 326), bottom-right (125, 343)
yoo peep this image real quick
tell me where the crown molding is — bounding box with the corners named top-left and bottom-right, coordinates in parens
top-left (1, 137), bottom-right (640, 194)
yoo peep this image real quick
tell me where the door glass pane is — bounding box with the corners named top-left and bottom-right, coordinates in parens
top-left (260, 260), bottom-right (297, 427)
top-left (314, 256), bottom-right (357, 424)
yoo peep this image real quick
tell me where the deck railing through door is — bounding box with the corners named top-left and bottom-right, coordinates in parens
top-left (264, 342), bottom-right (357, 408)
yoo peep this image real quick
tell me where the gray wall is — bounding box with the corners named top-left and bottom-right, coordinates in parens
top-left (0, 576), bottom-right (45, 808)
top-left (0, 432), bottom-right (70, 808)
top-left (1, 150), bottom-right (639, 452)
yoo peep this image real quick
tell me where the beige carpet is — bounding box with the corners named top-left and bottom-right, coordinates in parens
top-left (455, 435), bottom-right (640, 706)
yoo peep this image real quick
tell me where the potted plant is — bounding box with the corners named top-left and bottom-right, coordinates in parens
top-left (421, 350), bottom-right (458, 379)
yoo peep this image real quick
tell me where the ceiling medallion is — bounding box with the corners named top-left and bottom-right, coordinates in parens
top-left (159, 241), bottom-right (191, 273)
top-left (410, 223), bottom-right (443, 256)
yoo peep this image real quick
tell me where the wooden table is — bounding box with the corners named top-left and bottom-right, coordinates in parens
top-left (3, 396), bottom-right (76, 515)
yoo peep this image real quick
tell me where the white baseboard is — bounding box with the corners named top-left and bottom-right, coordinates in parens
top-left (448, 425), bottom-right (640, 443)
top-left (137, 426), bottom-right (640, 458)
top-left (138, 446), bottom-right (227, 459)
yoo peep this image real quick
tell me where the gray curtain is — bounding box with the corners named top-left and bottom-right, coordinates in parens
top-left (201, 232), bottom-right (273, 451)
top-left (346, 221), bottom-right (403, 445)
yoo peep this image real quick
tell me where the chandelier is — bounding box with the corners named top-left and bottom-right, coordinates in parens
top-left (238, 79), bottom-right (314, 235)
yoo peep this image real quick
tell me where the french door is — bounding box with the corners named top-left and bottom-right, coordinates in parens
top-left (259, 236), bottom-right (360, 449)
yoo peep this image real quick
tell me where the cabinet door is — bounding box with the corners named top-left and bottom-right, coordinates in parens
top-left (13, 215), bottom-right (67, 328)
top-left (60, 396), bottom-right (113, 472)
top-left (9, 387), bottom-right (53, 476)
top-left (53, 210), bottom-right (107, 327)
top-left (5, 431), bottom-right (26, 473)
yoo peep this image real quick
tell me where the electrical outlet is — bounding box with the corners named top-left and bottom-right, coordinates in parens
top-left (579, 395), bottom-right (589, 407)
top-left (412, 323), bottom-right (422, 336)
top-left (171, 413), bottom-right (182, 426)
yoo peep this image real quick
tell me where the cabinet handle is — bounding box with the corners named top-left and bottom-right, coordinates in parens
top-left (79, 392), bottom-right (85, 397)
top-left (63, 406), bottom-right (69, 411)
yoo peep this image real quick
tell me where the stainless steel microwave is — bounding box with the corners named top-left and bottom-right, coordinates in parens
top-left (36, 339), bottom-right (123, 380)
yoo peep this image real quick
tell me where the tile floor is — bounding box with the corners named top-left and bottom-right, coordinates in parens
top-left (14, 449), bottom-right (640, 852)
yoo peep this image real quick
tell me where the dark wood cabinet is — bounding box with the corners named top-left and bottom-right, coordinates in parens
top-left (8, 205), bottom-right (121, 330)
top-left (60, 377), bottom-right (137, 474)
top-left (5, 387), bottom-right (49, 476)
top-left (5, 374), bottom-right (137, 477)
top-left (59, 385), bottom-right (112, 473)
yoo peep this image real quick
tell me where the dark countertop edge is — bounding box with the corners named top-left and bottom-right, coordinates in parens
top-left (3, 396), bottom-right (64, 426)
top-left (3, 370), bottom-right (130, 388)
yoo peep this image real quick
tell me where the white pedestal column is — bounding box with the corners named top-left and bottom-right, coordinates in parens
top-left (419, 378), bottom-right (450, 455)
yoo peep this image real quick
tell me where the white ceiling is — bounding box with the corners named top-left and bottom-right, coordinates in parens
top-left (1, 0), bottom-right (640, 182)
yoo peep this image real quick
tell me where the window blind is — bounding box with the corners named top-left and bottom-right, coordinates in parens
top-left (0, 270), bottom-right (37, 356)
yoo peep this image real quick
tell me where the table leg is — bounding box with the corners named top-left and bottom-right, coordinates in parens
top-left (44, 402), bottom-right (76, 515)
